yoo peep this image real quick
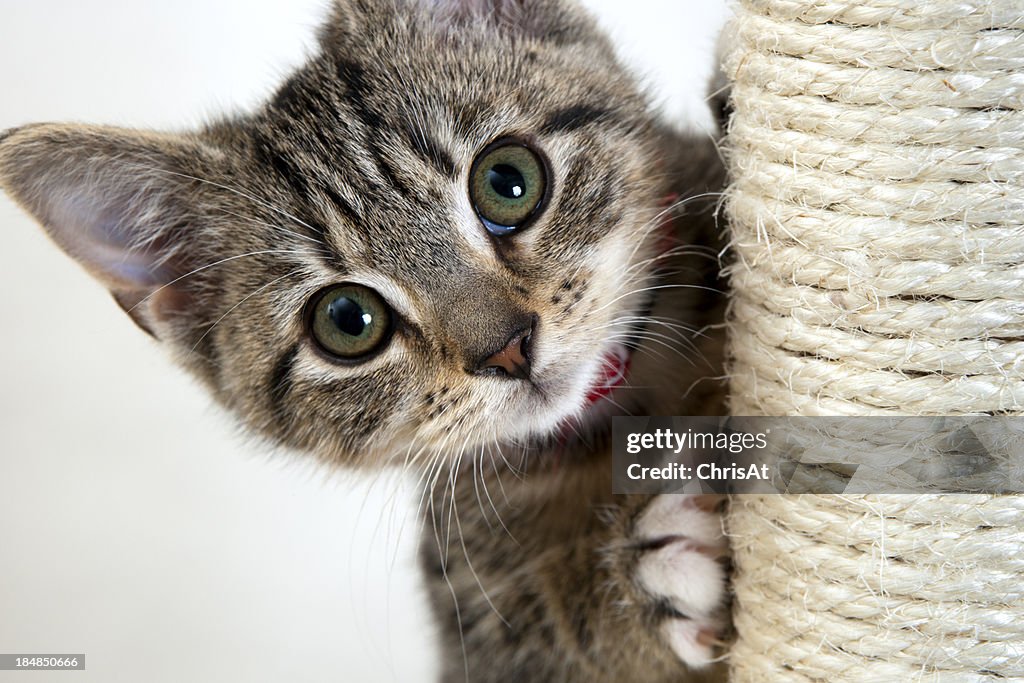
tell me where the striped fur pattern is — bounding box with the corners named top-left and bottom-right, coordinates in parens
top-left (0, 1), bottom-right (729, 680)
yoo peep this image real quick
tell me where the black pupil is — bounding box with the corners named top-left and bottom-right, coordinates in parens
top-left (328, 296), bottom-right (368, 336)
top-left (487, 164), bottom-right (526, 200)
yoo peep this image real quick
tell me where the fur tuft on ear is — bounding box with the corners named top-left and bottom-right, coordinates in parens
top-left (0, 124), bottom-right (218, 337)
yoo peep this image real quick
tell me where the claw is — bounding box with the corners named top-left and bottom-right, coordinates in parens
top-left (664, 619), bottom-right (725, 668)
top-left (697, 627), bottom-right (728, 649)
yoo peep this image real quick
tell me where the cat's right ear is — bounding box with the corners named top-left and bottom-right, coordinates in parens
top-left (0, 124), bottom-right (219, 338)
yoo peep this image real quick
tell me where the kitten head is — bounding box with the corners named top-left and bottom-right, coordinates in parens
top-left (0, 0), bottom-right (677, 467)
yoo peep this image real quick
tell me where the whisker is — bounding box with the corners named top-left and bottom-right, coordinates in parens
top-left (479, 441), bottom-right (516, 542)
top-left (450, 467), bottom-right (510, 627)
top-left (139, 165), bottom-right (330, 240)
top-left (215, 207), bottom-right (328, 247)
top-left (187, 269), bottom-right (302, 357)
top-left (590, 282), bottom-right (723, 318)
top-left (127, 249), bottom-right (314, 313)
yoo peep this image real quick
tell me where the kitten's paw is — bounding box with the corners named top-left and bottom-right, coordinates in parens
top-left (634, 494), bottom-right (729, 668)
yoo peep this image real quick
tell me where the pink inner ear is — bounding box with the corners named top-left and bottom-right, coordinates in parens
top-left (47, 183), bottom-right (172, 293)
top-left (46, 187), bottom-right (189, 337)
top-left (0, 123), bottom-right (204, 338)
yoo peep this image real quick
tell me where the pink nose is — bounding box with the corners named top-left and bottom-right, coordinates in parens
top-left (477, 324), bottom-right (534, 381)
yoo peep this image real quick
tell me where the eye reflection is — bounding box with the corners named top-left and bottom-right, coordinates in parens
top-left (308, 284), bottom-right (392, 360)
top-left (469, 141), bottom-right (547, 236)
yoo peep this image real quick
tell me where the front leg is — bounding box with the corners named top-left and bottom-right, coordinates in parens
top-left (421, 489), bottom-right (729, 683)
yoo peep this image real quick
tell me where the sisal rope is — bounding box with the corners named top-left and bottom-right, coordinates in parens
top-left (722, 0), bottom-right (1024, 680)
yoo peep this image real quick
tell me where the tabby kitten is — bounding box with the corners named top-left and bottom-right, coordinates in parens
top-left (0, 1), bottom-right (729, 681)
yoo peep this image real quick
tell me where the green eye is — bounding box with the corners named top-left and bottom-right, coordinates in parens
top-left (469, 141), bottom-right (547, 236)
top-left (308, 284), bottom-right (393, 360)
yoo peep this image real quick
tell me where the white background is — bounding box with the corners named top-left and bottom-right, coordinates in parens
top-left (0, 2), bottom-right (727, 681)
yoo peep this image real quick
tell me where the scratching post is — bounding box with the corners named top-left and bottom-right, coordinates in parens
top-left (722, 1), bottom-right (1024, 680)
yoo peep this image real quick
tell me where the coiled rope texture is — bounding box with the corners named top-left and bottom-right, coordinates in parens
top-left (722, 1), bottom-right (1024, 680)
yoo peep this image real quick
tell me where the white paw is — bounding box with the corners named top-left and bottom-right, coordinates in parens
top-left (635, 494), bottom-right (728, 668)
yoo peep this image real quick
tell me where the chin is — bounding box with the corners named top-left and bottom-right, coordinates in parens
top-left (491, 340), bottom-right (636, 452)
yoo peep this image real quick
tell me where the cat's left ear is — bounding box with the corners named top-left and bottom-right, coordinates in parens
top-left (0, 124), bottom-right (219, 338)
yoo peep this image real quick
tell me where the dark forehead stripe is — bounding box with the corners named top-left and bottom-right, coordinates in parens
top-left (251, 134), bottom-right (330, 239)
top-left (320, 183), bottom-right (363, 230)
top-left (405, 124), bottom-right (457, 179)
top-left (252, 142), bottom-right (354, 268)
top-left (541, 104), bottom-right (617, 135)
top-left (335, 58), bottom-right (385, 131)
top-left (251, 127), bottom-right (363, 263)
top-left (331, 58), bottom-right (432, 205)
top-left (266, 75), bottom-right (368, 230)
top-left (451, 99), bottom-right (491, 141)
top-left (252, 135), bottom-right (313, 203)
top-left (368, 138), bottom-right (423, 204)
